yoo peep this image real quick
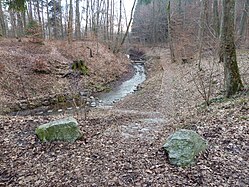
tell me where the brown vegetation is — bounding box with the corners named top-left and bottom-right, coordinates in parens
top-left (0, 39), bottom-right (130, 113)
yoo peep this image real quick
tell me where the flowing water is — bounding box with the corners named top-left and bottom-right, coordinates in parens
top-left (99, 63), bottom-right (146, 106)
top-left (10, 63), bottom-right (146, 116)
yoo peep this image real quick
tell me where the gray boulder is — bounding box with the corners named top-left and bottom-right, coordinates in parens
top-left (36, 117), bottom-right (82, 142)
top-left (163, 129), bottom-right (207, 167)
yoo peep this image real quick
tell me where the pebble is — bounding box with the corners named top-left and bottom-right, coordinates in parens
top-left (91, 102), bottom-right (97, 107)
top-left (58, 109), bottom-right (63, 112)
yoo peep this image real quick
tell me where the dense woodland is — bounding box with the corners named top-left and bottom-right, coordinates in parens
top-left (0, 0), bottom-right (249, 186)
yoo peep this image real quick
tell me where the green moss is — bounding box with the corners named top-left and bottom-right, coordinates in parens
top-left (72, 60), bottom-right (89, 75)
top-left (94, 84), bottom-right (111, 92)
top-left (239, 116), bottom-right (248, 120)
top-left (35, 117), bottom-right (82, 142)
top-left (57, 95), bottom-right (66, 103)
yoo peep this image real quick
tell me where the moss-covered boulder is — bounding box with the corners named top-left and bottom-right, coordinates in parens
top-left (163, 129), bottom-right (207, 167)
top-left (35, 117), bottom-right (82, 142)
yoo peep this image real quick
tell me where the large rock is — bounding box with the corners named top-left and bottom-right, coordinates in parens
top-left (35, 117), bottom-right (82, 142)
top-left (163, 129), bottom-right (207, 167)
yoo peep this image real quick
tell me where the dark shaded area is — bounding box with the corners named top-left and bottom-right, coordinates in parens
top-left (128, 48), bottom-right (146, 61)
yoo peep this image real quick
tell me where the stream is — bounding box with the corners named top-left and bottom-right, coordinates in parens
top-left (10, 63), bottom-right (146, 116)
top-left (98, 63), bottom-right (146, 106)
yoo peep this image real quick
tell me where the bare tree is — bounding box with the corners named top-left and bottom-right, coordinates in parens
top-left (167, 0), bottom-right (176, 63)
top-left (84, 0), bottom-right (89, 37)
top-left (238, 0), bottom-right (249, 38)
top-left (198, 0), bottom-right (208, 70)
top-left (46, 0), bottom-right (51, 39)
top-left (114, 0), bottom-right (137, 53)
top-left (0, 0), bottom-right (6, 36)
top-left (75, 0), bottom-right (81, 39)
top-left (68, 0), bottom-right (73, 43)
top-left (212, 0), bottom-right (220, 37)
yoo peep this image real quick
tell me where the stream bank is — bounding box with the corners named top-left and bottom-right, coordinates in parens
top-left (8, 62), bottom-right (147, 116)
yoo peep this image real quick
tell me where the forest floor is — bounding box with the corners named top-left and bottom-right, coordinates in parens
top-left (0, 45), bottom-right (249, 186)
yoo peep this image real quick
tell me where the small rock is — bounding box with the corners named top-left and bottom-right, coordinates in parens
top-left (90, 102), bottom-right (96, 107)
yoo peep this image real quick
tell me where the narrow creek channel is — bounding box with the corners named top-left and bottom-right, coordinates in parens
top-left (10, 63), bottom-right (146, 116)
top-left (98, 63), bottom-right (146, 106)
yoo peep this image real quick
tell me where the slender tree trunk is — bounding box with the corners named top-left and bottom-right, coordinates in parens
top-left (113, 0), bottom-right (122, 52)
top-left (110, 0), bottom-right (115, 41)
top-left (152, 0), bottom-right (156, 44)
top-left (68, 0), bottom-right (73, 43)
top-left (9, 10), bottom-right (17, 37)
top-left (198, 0), bottom-right (208, 70)
top-left (65, 0), bottom-right (68, 38)
top-left (213, 0), bottom-right (220, 37)
top-left (114, 0), bottom-right (136, 53)
top-left (28, 0), bottom-right (33, 22)
top-left (36, 0), bottom-right (42, 38)
top-left (59, 0), bottom-right (64, 38)
top-left (167, 0), bottom-right (176, 63)
top-left (16, 12), bottom-right (24, 37)
top-left (46, 0), bottom-right (51, 39)
top-left (41, 0), bottom-right (45, 38)
top-left (53, 0), bottom-right (58, 39)
top-left (220, 0), bottom-right (243, 97)
top-left (238, 0), bottom-right (249, 37)
top-left (75, 0), bottom-right (81, 39)
top-left (85, 0), bottom-right (89, 37)
top-left (106, 0), bottom-right (109, 40)
top-left (0, 0), bottom-right (6, 36)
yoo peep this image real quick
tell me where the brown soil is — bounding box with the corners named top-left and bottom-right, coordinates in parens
top-left (0, 46), bottom-right (249, 186)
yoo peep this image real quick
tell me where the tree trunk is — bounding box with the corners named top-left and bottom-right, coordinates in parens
top-left (0, 0), bottom-right (6, 36)
top-left (84, 0), bottom-right (89, 37)
top-left (16, 12), bottom-right (24, 37)
top-left (114, 0), bottom-right (136, 53)
top-left (167, 0), bottom-right (176, 63)
top-left (238, 0), bottom-right (249, 37)
top-left (36, 0), bottom-right (42, 38)
top-left (220, 0), bottom-right (243, 97)
top-left (59, 0), bottom-right (64, 38)
top-left (213, 0), bottom-right (220, 37)
top-left (68, 0), bottom-right (73, 43)
top-left (75, 0), bottom-right (81, 39)
top-left (41, 0), bottom-right (45, 38)
top-left (106, 0), bottom-right (109, 40)
top-left (198, 0), bottom-right (208, 70)
top-left (46, 0), bottom-right (51, 39)
top-left (28, 0), bottom-right (33, 22)
top-left (53, 0), bottom-right (58, 39)
top-left (9, 10), bottom-right (17, 37)
top-left (113, 0), bottom-right (122, 53)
